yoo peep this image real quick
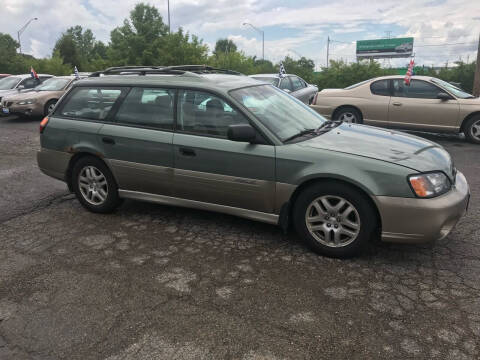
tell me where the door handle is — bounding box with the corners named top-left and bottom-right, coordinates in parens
top-left (179, 147), bottom-right (196, 157)
top-left (392, 102), bottom-right (402, 106)
top-left (102, 137), bottom-right (115, 145)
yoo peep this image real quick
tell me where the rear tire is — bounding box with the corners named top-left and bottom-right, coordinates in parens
top-left (72, 156), bottom-right (121, 213)
top-left (293, 182), bottom-right (376, 258)
top-left (333, 107), bottom-right (362, 124)
top-left (463, 115), bottom-right (480, 144)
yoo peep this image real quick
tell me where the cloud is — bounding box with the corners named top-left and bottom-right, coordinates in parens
top-left (0, 0), bottom-right (478, 67)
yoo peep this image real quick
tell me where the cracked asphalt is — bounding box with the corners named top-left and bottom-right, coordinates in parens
top-left (0, 115), bottom-right (479, 359)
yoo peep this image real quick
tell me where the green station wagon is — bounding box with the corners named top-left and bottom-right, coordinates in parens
top-left (37, 66), bottom-right (470, 257)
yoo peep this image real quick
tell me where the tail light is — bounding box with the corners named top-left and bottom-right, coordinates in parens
top-left (312, 92), bottom-right (318, 105)
top-left (40, 117), bottom-right (49, 134)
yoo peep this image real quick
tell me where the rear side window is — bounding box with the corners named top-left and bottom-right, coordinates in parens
top-left (279, 78), bottom-right (293, 92)
top-left (114, 87), bottom-right (175, 130)
top-left (59, 87), bottom-right (122, 120)
top-left (370, 80), bottom-right (390, 96)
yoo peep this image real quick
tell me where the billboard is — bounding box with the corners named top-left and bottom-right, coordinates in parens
top-left (356, 37), bottom-right (414, 59)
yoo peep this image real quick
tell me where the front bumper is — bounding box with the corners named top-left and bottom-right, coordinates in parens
top-left (374, 171), bottom-right (470, 243)
top-left (3, 103), bottom-right (43, 117)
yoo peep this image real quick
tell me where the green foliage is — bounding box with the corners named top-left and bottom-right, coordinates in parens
top-left (0, 33), bottom-right (21, 73)
top-left (280, 56), bottom-right (315, 82)
top-left (415, 61), bottom-right (476, 93)
top-left (214, 39), bottom-right (237, 55)
top-left (312, 60), bottom-right (397, 89)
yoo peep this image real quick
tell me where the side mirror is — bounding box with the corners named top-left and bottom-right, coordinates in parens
top-left (282, 88), bottom-right (291, 93)
top-left (227, 124), bottom-right (256, 143)
top-left (437, 92), bottom-right (451, 101)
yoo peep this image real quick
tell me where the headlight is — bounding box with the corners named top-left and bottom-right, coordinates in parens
top-left (17, 99), bottom-right (36, 105)
top-left (408, 172), bottom-right (451, 198)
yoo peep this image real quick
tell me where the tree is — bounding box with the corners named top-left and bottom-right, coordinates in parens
top-left (53, 34), bottom-right (82, 68)
top-left (159, 28), bottom-right (208, 65)
top-left (108, 3), bottom-right (168, 65)
top-left (214, 39), bottom-right (237, 55)
top-left (0, 33), bottom-right (21, 73)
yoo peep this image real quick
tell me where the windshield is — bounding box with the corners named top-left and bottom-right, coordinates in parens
top-left (35, 78), bottom-right (70, 91)
top-left (251, 77), bottom-right (280, 87)
top-left (230, 85), bottom-right (325, 141)
top-left (431, 78), bottom-right (475, 99)
top-left (0, 77), bottom-right (21, 90)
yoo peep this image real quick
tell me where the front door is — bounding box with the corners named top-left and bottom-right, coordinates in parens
top-left (388, 79), bottom-right (460, 132)
top-left (98, 87), bottom-right (176, 196)
top-left (173, 89), bottom-right (276, 213)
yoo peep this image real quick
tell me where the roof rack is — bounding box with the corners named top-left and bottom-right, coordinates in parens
top-left (89, 65), bottom-right (243, 77)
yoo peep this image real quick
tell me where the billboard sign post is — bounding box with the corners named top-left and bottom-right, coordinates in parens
top-left (356, 37), bottom-right (414, 59)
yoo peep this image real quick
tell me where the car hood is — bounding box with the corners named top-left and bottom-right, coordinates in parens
top-left (298, 123), bottom-right (454, 178)
top-left (3, 89), bottom-right (62, 102)
top-left (0, 88), bottom-right (34, 98)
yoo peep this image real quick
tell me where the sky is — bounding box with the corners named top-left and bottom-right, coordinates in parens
top-left (1, 0), bottom-right (479, 69)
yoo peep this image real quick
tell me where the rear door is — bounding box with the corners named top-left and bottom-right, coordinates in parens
top-left (98, 87), bottom-right (175, 196)
top-left (172, 89), bottom-right (276, 213)
top-left (388, 79), bottom-right (460, 131)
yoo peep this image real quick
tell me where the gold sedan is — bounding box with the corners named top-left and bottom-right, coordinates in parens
top-left (310, 75), bottom-right (480, 144)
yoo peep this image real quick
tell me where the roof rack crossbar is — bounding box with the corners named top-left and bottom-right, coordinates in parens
top-left (89, 65), bottom-right (243, 77)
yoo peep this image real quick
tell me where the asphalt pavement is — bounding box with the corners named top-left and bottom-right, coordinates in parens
top-left (0, 115), bottom-right (479, 359)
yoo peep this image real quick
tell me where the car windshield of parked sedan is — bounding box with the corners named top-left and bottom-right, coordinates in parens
top-left (251, 77), bottom-right (280, 87)
top-left (35, 78), bottom-right (70, 91)
top-left (431, 78), bottom-right (475, 99)
top-left (0, 76), bottom-right (20, 90)
top-left (230, 85), bottom-right (325, 141)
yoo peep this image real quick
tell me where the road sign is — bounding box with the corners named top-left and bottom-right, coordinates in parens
top-left (356, 37), bottom-right (414, 59)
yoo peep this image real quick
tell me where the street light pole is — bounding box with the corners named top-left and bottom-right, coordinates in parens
top-left (243, 22), bottom-right (264, 60)
top-left (167, 0), bottom-right (171, 33)
top-left (17, 17), bottom-right (38, 54)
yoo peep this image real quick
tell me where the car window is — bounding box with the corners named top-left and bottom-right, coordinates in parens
top-left (114, 87), bottom-right (175, 130)
top-left (291, 76), bottom-right (306, 91)
top-left (279, 77), bottom-right (293, 92)
top-left (59, 87), bottom-right (122, 121)
top-left (370, 80), bottom-right (390, 96)
top-left (20, 78), bottom-right (40, 89)
top-left (177, 90), bottom-right (249, 138)
top-left (392, 79), bottom-right (441, 99)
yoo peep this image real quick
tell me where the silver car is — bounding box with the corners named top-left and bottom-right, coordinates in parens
top-left (250, 74), bottom-right (318, 104)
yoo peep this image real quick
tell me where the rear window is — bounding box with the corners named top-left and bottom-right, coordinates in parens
top-left (114, 87), bottom-right (175, 130)
top-left (370, 80), bottom-right (390, 96)
top-left (59, 87), bottom-right (123, 121)
top-left (344, 79), bottom-right (370, 90)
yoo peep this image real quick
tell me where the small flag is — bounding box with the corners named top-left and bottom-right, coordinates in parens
top-left (74, 66), bottom-right (80, 80)
top-left (279, 62), bottom-right (286, 78)
top-left (404, 59), bottom-right (414, 86)
top-left (30, 67), bottom-right (39, 80)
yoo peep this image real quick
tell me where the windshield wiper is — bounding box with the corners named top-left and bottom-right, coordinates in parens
top-left (283, 128), bottom-right (317, 143)
top-left (315, 120), bottom-right (343, 132)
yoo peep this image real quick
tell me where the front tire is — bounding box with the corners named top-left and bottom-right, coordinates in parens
top-left (464, 115), bottom-right (480, 144)
top-left (334, 107), bottom-right (362, 124)
top-left (293, 182), bottom-right (377, 258)
top-left (44, 99), bottom-right (57, 117)
top-left (72, 156), bottom-right (121, 213)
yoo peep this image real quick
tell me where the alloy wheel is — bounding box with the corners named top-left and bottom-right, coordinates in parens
top-left (471, 119), bottom-right (480, 141)
top-left (47, 102), bottom-right (56, 113)
top-left (305, 195), bottom-right (361, 247)
top-left (339, 112), bottom-right (357, 123)
top-left (78, 166), bottom-right (108, 205)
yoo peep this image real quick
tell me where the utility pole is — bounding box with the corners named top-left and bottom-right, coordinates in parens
top-left (473, 33), bottom-right (480, 97)
top-left (326, 36), bottom-right (330, 69)
top-left (167, 0), bottom-right (171, 33)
